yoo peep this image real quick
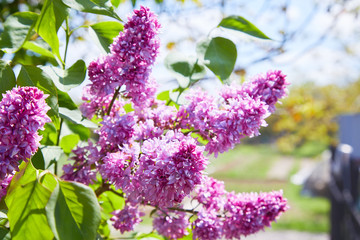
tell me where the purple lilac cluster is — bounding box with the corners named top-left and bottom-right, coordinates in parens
top-left (81, 6), bottom-right (160, 118)
top-left (111, 204), bottom-right (145, 233)
top-left (62, 141), bottom-right (100, 185)
top-left (153, 211), bottom-right (190, 239)
top-left (68, 6), bottom-right (290, 239)
top-left (191, 177), bottom-right (288, 240)
top-left (0, 87), bottom-right (50, 179)
top-left (177, 70), bottom-right (288, 156)
top-left (129, 131), bottom-right (208, 207)
top-left (222, 191), bottom-right (288, 239)
top-left (0, 173), bottom-right (13, 200)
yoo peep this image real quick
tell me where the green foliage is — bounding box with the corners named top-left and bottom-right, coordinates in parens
top-left (89, 21), bottom-right (124, 53)
top-left (62, 0), bottom-right (121, 21)
top-left (197, 37), bottom-right (237, 82)
top-left (0, 12), bottom-right (38, 53)
top-left (165, 52), bottom-right (206, 88)
top-left (218, 15), bottom-right (271, 40)
top-left (46, 181), bottom-right (101, 240)
top-left (0, 60), bottom-right (16, 99)
top-left (6, 162), bottom-right (55, 240)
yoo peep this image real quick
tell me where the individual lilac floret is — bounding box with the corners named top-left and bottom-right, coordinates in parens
top-left (111, 204), bottom-right (145, 234)
top-left (192, 211), bottom-right (223, 240)
top-left (153, 211), bottom-right (189, 239)
top-left (97, 113), bottom-right (137, 153)
top-left (62, 141), bottom-right (100, 185)
top-left (222, 191), bottom-right (288, 239)
top-left (194, 176), bottom-right (226, 211)
top-left (0, 87), bottom-right (50, 179)
top-left (0, 173), bottom-right (13, 200)
top-left (129, 131), bottom-right (208, 207)
top-left (99, 143), bottom-right (140, 192)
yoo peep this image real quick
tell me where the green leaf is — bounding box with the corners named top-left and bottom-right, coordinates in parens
top-left (62, 0), bottom-right (121, 21)
top-left (17, 65), bottom-right (60, 129)
top-left (89, 21), bottom-right (123, 53)
top-left (59, 107), bottom-right (98, 128)
top-left (65, 120), bottom-right (90, 141)
top-left (98, 191), bottom-right (125, 219)
top-left (0, 12), bottom-right (38, 53)
top-left (46, 180), bottom-right (101, 240)
top-left (5, 162), bottom-right (55, 240)
top-left (0, 60), bottom-right (16, 100)
top-left (218, 15), bottom-right (271, 40)
top-left (39, 123), bottom-right (58, 146)
top-left (0, 226), bottom-right (10, 239)
top-left (110, 0), bottom-right (122, 7)
top-left (131, 0), bottom-right (136, 7)
top-left (31, 148), bottom-right (45, 170)
top-left (22, 40), bottom-right (57, 61)
top-left (165, 52), bottom-right (206, 88)
top-left (40, 145), bottom-right (64, 174)
top-left (197, 37), bottom-right (237, 82)
top-left (42, 60), bottom-right (87, 92)
top-left (135, 232), bottom-right (166, 240)
top-left (58, 90), bottom-right (78, 110)
top-left (60, 134), bottom-right (80, 154)
top-left (35, 0), bottom-right (68, 60)
top-left (157, 90), bottom-right (170, 101)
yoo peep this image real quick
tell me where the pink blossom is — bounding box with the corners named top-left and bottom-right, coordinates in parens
top-left (192, 211), bottom-right (223, 240)
top-left (0, 87), bottom-right (50, 179)
top-left (111, 204), bottom-right (144, 234)
top-left (153, 211), bottom-right (189, 239)
top-left (97, 113), bottom-right (137, 153)
top-left (222, 191), bottom-right (289, 239)
top-left (194, 176), bottom-right (226, 211)
top-left (0, 173), bottom-right (13, 200)
top-left (61, 141), bottom-right (100, 185)
top-left (129, 131), bottom-right (208, 207)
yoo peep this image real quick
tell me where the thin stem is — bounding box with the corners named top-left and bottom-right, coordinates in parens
top-left (95, 182), bottom-right (111, 197)
top-left (63, 17), bottom-right (71, 68)
top-left (106, 87), bottom-right (121, 116)
top-left (56, 118), bottom-right (64, 146)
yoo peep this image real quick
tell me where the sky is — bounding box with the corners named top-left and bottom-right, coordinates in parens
top-left (63, 0), bottom-right (360, 101)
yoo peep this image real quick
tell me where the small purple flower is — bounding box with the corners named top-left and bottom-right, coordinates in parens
top-left (129, 131), bottom-right (208, 207)
top-left (192, 211), bottom-right (223, 240)
top-left (61, 141), bottom-right (100, 185)
top-left (194, 176), bottom-right (226, 211)
top-left (153, 211), bottom-right (189, 239)
top-left (0, 173), bottom-right (13, 200)
top-left (111, 204), bottom-right (145, 234)
top-left (97, 113), bottom-right (137, 153)
top-left (222, 191), bottom-right (288, 239)
top-left (0, 87), bottom-right (50, 179)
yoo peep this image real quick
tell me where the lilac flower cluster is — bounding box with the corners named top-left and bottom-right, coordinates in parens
top-left (0, 87), bottom-right (50, 179)
top-left (153, 211), bottom-right (190, 239)
top-left (177, 70), bottom-right (288, 156)
top-left (129, 131), bottom-right (208, 207)
top-left (111, 204), bottom-right (145, 233)
top-left (67, 6), bottom-right (290, 239)
top-left (62, 141), bottom-right (100, 185)
top-left (81, 6), bottom-right (160, 118)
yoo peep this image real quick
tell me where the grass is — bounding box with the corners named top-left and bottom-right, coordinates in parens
top-left (209, 144), bottom-right (330, 233)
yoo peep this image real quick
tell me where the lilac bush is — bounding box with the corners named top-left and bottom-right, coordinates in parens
top-left (0, 4), bottom-right (290, 240)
